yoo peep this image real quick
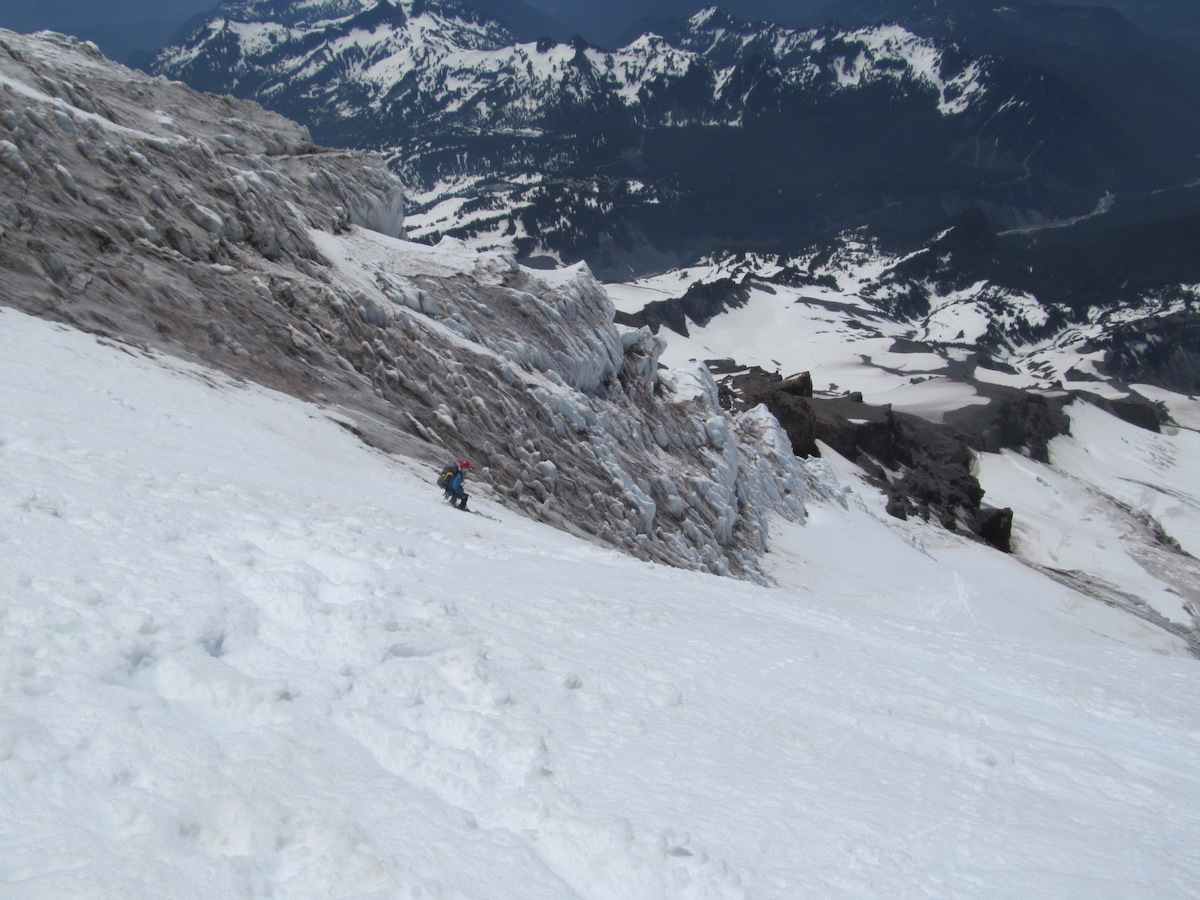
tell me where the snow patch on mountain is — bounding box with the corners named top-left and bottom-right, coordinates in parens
top-left (914, 282), bottom-right (1048, 345)
top-left (4, 304), bottom-right (1200, 898)
top-left (979, 401), bottom-right (1200, 633)
top-left (607, 238), bottom-right (1200, 409)
top-left (605, 34), bottom-right (698, 107)
top-left (851, 24), bottom-right (986, 114)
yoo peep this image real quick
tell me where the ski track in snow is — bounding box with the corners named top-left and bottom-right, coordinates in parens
top-left (3, 308), bottom-right (1200, 898)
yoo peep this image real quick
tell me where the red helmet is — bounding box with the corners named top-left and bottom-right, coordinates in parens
top-left (459, 460), bottom-right (471, 469)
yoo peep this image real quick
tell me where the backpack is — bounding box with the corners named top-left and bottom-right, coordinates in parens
top-left (436, 464), bottom-right (458, 488)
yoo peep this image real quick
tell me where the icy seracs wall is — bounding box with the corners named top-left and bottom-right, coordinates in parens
top-left (0, 29), bottom-right (806, 580)
top-left (313, 233), bottom-right (809, 578)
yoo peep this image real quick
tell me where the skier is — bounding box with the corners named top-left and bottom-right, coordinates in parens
top-left (437, 459), bottom-right (471, 510)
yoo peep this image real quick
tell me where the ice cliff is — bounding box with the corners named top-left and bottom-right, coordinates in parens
top-left (0, 28), bottom-right (809, 580)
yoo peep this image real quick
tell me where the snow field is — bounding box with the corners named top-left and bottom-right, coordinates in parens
top-left (3, 308), bottom-right (1200, 898)
top-left (607, 276), bottom-right (991, 417)
top-left (977, 401), bottom-right (1200, 629)
top-left (604, 248), bottom-right (1192, 413)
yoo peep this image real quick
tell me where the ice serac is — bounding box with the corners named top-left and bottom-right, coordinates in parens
top-left (0, 28), bottom-right (805, 581)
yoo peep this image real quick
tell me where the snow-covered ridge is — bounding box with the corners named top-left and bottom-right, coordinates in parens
top-left (842, 25), bottom-right (986, 114)
top-left (155, 0), bottom-right (516, 97)
top-left (152, 0), bottom-right (995, 132)
top-left (679, 7), bottom-right (988, 114)
top-left (0, 27), bottom-right (808, 580)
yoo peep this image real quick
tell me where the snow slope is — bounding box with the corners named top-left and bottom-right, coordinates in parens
top-left (978, 402), bottom-right (1200, 631)
top-left (0, 25), bottom-right (811, 581)
top-left (605, 249), bottom-right (1196, 416)
top-left (4, 307), bottom-right (1200, 897)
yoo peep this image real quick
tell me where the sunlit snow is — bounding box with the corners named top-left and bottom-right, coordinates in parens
top-left (3, 303), bottom-right (1200, 897)
top-left (605, 247), bottom-right (1192, 413)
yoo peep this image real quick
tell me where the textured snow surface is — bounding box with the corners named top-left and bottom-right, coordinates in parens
top-left (4, 308), bottom-right (1200, 898)
top-left (978, 402), bottom-right (1200, 629)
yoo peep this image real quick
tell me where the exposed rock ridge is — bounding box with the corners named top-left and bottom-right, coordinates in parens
top-left (723, 364), bottom-right (1173, 552)
top-left (613, 278), bottom-right (751, 336)
top-left (724, 368), bottom-right (1012, 550)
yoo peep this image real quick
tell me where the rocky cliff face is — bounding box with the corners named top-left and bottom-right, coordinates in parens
top-left (0, 27), bottom-right (813, 581)
top-left (1093, 312), bottom-right (1200, 397)
top-left (719, 366), bottom-right (1171, 553)
top-left (723, 368), bottom-right (1019, 551)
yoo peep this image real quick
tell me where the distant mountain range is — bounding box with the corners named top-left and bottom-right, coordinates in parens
top-left (150, 0), bottom-right (1200, 284)
top-left (5, 0), bottom-right (1199, 68)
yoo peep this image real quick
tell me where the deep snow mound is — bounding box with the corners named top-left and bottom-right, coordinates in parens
top-left (0, 28), bottom-right (805, 579)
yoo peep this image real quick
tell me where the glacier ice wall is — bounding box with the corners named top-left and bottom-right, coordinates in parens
top-left (0, 29), bottom-right (806, 580)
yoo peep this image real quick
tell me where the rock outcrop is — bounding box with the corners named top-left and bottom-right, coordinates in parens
top-left (1091, 310), bottom-right (1200, 397)
top-left (613, 278), bottom-right (752, 337)
top-left (722, 360), bottom-right (1173, 553)
top-left (728, 369), bottom-right (1013, 550)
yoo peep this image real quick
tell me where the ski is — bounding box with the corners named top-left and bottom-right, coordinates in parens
top-left (443, 495), bottom-right (499, 521)
top-left (462, 508), bottom-right (500, 522)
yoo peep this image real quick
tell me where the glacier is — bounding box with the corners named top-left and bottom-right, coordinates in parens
top-left (0, 27), bottom-right (810, 581)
